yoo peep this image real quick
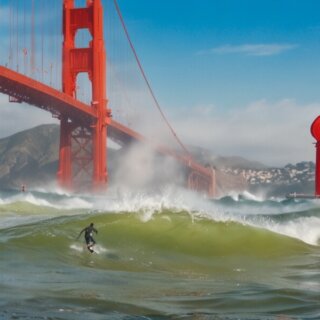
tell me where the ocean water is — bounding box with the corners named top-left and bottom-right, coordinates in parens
top-left (0, 188), bottom-right (319, 320)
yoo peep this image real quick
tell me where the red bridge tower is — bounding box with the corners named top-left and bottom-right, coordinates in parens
top-left (58, 0), bottom-right (111, 191)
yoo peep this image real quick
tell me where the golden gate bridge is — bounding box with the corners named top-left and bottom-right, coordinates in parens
top-left (0, 0), bottom-right (215, 197)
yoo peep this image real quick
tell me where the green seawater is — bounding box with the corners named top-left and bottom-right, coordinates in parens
top-left (0, 189), bottom-right (319, 319)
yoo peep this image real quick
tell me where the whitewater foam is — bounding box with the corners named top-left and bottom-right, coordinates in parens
top-left (262, 216), bottom-right (320, 246)
top-left (70, 243), bottom-right (109, 254)
top-left (1, 188), bottom-right (320, 247)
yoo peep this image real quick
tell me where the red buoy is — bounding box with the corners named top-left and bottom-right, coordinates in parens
top-left (310, 116), bottom-right (320, 195)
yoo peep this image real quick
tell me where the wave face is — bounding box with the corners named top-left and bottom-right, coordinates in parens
top-left (0, 188), bottom-right (319, 319)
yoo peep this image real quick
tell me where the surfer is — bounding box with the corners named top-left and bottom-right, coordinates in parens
top-left (77, 223), bottom-right (98, 253)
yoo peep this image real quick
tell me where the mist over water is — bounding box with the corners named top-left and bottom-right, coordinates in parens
top-left (0, 187), bottom-right (319, 319)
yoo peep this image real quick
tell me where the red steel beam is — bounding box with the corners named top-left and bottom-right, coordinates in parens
top-left (0, 65), bottom-right (215, 197)
top-left (0, 66), bottom-right (96, 123)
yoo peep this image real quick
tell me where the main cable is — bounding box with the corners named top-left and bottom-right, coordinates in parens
top-left (113, 0), bottom-right (191, 158)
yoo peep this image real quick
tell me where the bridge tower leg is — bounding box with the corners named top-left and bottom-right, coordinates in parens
top-left (187, 168), bottom-right (216, 198)
top-left (58, 0), bottom-right (111, 191)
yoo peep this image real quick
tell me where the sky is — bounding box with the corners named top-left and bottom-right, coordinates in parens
top-left (1, 0), bottom-right (320, 166)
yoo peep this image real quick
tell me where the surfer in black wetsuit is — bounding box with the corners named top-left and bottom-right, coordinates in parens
top-left (77, 223), bottom-right (98, 253)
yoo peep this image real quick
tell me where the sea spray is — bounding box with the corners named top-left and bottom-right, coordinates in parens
top-left (0, 188), bottom-right (319, 319)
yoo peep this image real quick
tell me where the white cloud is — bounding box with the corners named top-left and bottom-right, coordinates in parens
top-left (199, 43), bottom-right (298, 56)
top-left (171, 99), bottom-right (320, 166)
top-left (0, 92), bottom-right (319, 168)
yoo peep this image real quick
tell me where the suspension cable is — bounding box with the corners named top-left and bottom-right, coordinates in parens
top-left (9, 1), bottom-right (12, 68)
top-left (113, 0), bottom-right (191, 158)
top-left (15, 0), bottom-right (19, 72)
top-left (31, 0), bottom-right (35, 76)
top-left (23, 0), bottom-right (27, 75)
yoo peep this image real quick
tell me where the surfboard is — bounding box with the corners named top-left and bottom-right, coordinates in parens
top-left (70, 243), bottom-right (112, 255)
top-left (88, 245), bottom-right (95, 253)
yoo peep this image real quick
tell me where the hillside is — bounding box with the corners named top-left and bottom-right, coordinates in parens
top-left (0, 124), bottom-right (314, 197)
top-left (0, 124), bottom-right (59, 189)
top-left (0, 125), bottom-right (246, 193)
top-left (188, 146), bottom-right (268, 170)
top-left (222, 162), bottom-right (315, 197)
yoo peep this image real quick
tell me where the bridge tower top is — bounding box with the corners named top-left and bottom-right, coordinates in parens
top-left (58, 0), bottom-right (111, 190)
top-left (62, 0), bottom-right (106, 105)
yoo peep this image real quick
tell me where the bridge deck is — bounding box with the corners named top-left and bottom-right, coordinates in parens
top-left (0, 66), bottom-right (96, 123)
top-left (0, 66), bottom-right (213, 182)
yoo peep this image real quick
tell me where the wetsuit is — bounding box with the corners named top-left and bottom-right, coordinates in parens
top-left (78, 224), bottom-right (98, 253)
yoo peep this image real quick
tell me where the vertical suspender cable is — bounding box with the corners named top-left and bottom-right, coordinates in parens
top-left (41, 0), bottom-right (44, 81)
top-left (23, 0), bottom-right (27, 75)
top-left (9, 2), bottom-right (12, 68)
top-left (50, 0), bottom-right (53, 87)
top-left (31, 0), bottom-right (35, 77)
top-left (53, 0), bottom-right (59, 89)
top-left (16, 0), bottom-right (19, 72)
